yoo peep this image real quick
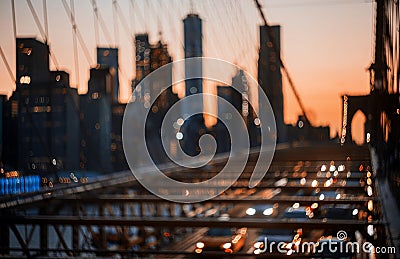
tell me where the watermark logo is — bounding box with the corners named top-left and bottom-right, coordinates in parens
top-left (336, 230), bottom-right (347, 240)
top-left (122, 57), bottom-right (276, 203)
top-left (253, 230), bottom-right (396, 255)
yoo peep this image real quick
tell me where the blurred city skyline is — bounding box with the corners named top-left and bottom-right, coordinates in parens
top-left (0, 0), bottom-right (374, 141)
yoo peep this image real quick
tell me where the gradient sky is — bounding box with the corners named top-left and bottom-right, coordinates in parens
top-left (0, 0), bottom-right (374, 142)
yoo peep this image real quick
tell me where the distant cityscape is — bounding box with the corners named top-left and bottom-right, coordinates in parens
top-left (1, 12), bottom-right (332, 180)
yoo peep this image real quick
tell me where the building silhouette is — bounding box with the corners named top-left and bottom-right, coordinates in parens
top-left (211, 85), bottom-right (243, 153)
top-left (130, 35), bottom-right (178, 164)
top-left (181, 13), bottom-right (206, 156)
top-left (2, 38), bottom-right (80, 174)
top-left (80, 66), bottom-right (114, 173)
top-left (231, 69), bottom-right (261, 147)
top-left (183, 13), bottom-right (203, 100)
top-left (286, 116), bottom-right (330, 144)
top-left (133, 34), bottom-right (151, 102)
top-left (97, 48), bottom-right (119, 103)
top-left (258, 25), bottom-right (286, 143)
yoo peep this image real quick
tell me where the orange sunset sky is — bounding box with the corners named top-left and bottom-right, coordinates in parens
top-left (0, 0), bottom-right (374, 143)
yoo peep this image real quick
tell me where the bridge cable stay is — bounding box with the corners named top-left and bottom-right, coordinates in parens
top-left (89, 0), bottom-right (113, 48)
top-left (147, 0), bottom-right (163, 41)
top-left (214, 0), bottom-right (247, 63)
top-left (91, 0), bottom-right (100, 46)
top-left (234, 0), bottom-right (259, 79)
top-left (0, 47), bottom-right (15, 84)
top-left (113, 0), bottom-right (137, 95)
top-left (112, 0), bottom-right (119, 48)
top-left (42, 0), bottom-right (49, 44)
top-left (229, 0), bottom-right (258, 77)
top-left (26, 0), bottom-right (60, 70)
top-left (156, 0), bottom-right (185, 56)
top-left (204, 1), bottom-right (232, 60)
top-left (254, 0), bottom-right (312, 125)
top-left (114, 0), bottom-right (133, 42)
top-left (11, 0), bottom-right (17, 45)
top-left (61, 0), bottom-right (94, 66)
top-left (91, 0), bottom-right (132, 102)
top-left (232, 0), bottom-right (259, 82)
top-left (70, 0), bottom-right (80, 89)
top-left (128, 0), bottom-right (134, 35)
top-left (228, 1), bottom-right (253, 67)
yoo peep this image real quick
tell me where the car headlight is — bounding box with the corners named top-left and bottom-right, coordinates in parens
top-left (196, 242), bottom-right (205, 249)
top-left (263, 208), bottom-right (274, 216)
top-left (246, 208), bottom-right (256, 216)
top-left (222, 242), bottom-right (232, 249)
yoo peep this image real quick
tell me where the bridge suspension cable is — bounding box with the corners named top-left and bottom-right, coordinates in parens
top-left (70, 0), bottom-right (80, 88)
top-left (43, 0), bottom-right (49, 44)
top-left (26, 0), bottom-right (60, 70)
top-left (61, 0), bottom-right (93, 65)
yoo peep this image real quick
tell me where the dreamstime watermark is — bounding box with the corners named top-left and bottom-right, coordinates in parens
top-left (253, 230), bottom-right (396, 255)
top-left (122, 57), bottom-right (277, 203)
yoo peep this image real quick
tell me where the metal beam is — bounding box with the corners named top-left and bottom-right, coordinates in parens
top-left (58, 194), bottom-right (376, 205)
top-left (1, 215), bottom-right (382, 230)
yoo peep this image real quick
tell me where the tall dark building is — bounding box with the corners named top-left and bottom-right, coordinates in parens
top-left (133, 36), bottom-right (173, 105)
top-left (1, 38), bottom-right (80, 174)
top-left (149, 40), bottom-right (173, 103)
top-left (97, 48), bottom-right (119, 103)
top-left (133, 34), bottom-right (151, 101)
top-left (80, 66), bottom-right (114, 173)
top-left (16, 38), bottom-right (50, 85)
top-left (181, 13), bottom-right (206, 156)
top-left (16, 72), bottom-right (80, 174)
top-left (212, 86), bottom-right (243, 154)
top-left (258, 25), bottom-right (286, 143)
top-left (183, 13), bottom-right (203, 111)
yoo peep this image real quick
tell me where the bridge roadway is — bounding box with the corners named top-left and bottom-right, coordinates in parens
top-left (0, 144), bottom-right (390, 258)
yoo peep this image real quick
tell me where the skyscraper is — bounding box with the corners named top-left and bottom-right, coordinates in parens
top-left (16, 38), bottom-right (50, 85)
top-left (80, 66), bottom-right (114, 173)
top-left (212, 85), bottom-right (243, 154)
top-left (180, 13), bottom-right (206, 156)
top-left (258, 25), bottom-right (286, 143)
top-left (97, 47), bottom-right (119, 103)
top-left (3, 38), bottom-right (80, 174)
top-left (149, 41), bottom-right (172, 103)
top-left (183, 13), bottom-right (203, 107)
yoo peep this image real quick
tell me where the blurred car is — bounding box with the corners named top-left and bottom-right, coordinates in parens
top-left (318, 204), bottom-right (359, 220)
top-left (312, 189), bottom-right (343, 200)
top-left (252, 228), bottom-right (302, 255)
top-left (245, 204), bottom-right (278, 217)
top-left (194, 227), bottom-right (247, 254)
top-left (283, 206), bottom-right (310, 221)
